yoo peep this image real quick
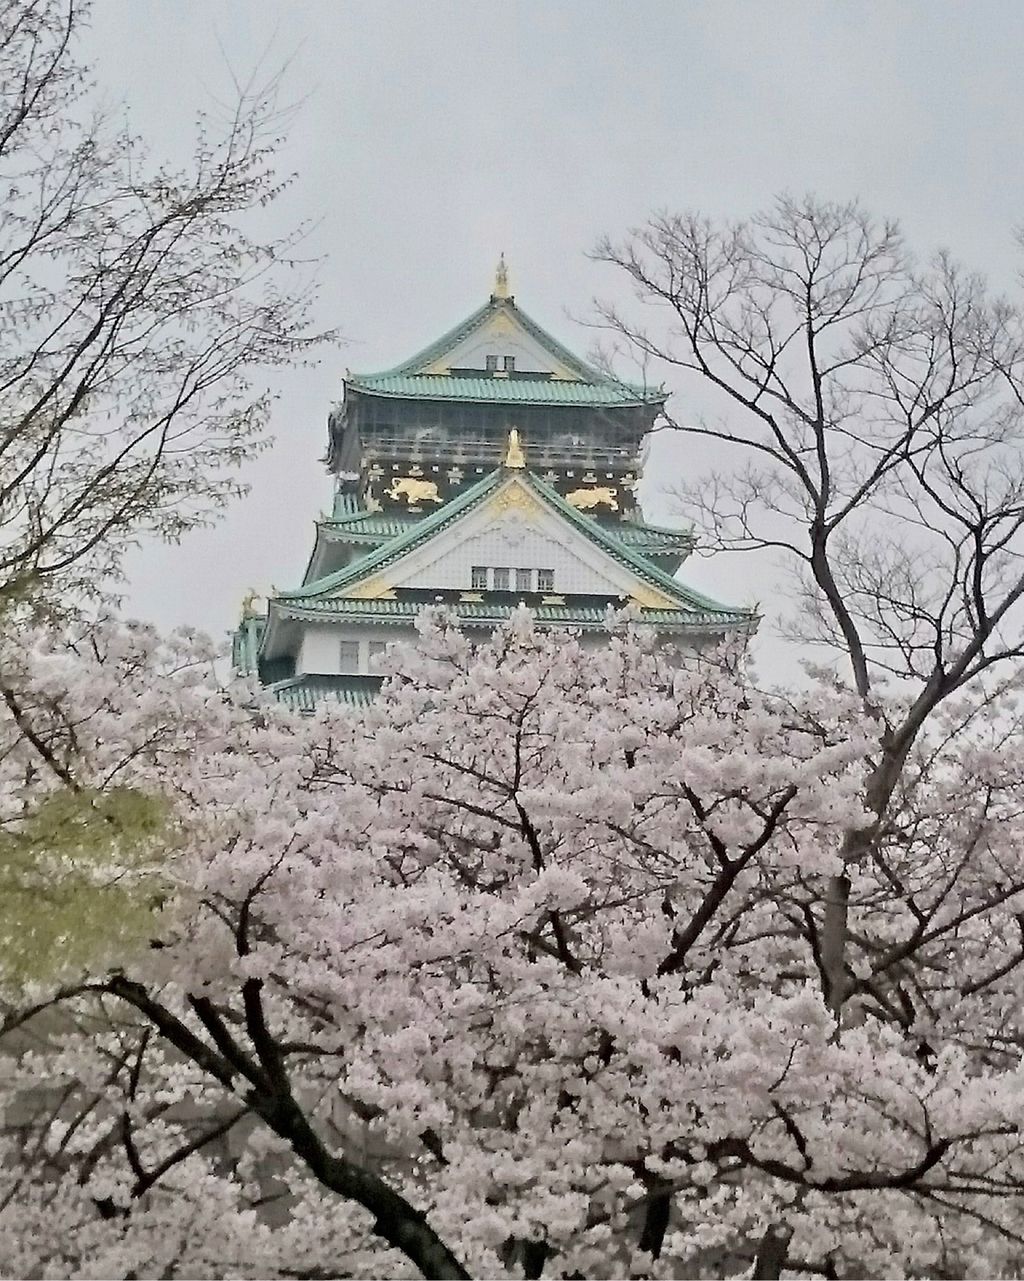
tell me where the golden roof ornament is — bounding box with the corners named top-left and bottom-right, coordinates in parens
top-left (493, 252), bottom-right (511, 300)
top-left (240, 588), bottom-right (261, 621)
top-left (503, 427), bottom-right (526, 469)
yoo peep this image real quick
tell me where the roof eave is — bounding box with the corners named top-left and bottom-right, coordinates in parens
top-left (280, 469), bottom-right (504, 602)
top-left (269, 598), bottom-right (755, 632)
top-left (345, 292), bottom-right (667, 398)
top-left (343, 377), bottom-right (666, 409)
top-left (360, 296), bottom-right (602, 382)
top-left (276, 467), bottom-right (752, 623)
top-left (371, 299), bottom-right (495, 377)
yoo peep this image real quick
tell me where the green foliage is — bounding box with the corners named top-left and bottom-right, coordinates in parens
top-left (0, 787), bottom-right (173, 984)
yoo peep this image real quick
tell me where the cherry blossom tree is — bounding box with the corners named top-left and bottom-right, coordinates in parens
top-left (0, 0), bottom-right (329, 1030)
top-left (593, 198), bottom-right (1024, 1031)
top-left (0, 0), bottom-right (327, 607)
top-left (5, 612), bottom-right (1024, 1279)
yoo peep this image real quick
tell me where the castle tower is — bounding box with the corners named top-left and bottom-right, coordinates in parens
top-left (234, 264), bottom-right (755, 708)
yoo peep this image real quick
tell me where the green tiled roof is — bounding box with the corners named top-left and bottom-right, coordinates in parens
top-left (318, 507), bottom-right (694, 557)
top-left (322, 512), bottom-right (422, 540)
top-left (283, 471), bottom-right (503, 601)
top-left (266, 674), bottom-right (382, 711)
top-left (346, 373), bottom-right (663, 407)
top-left (614, 519), bottom-right (695, 555)
top-left (346, 298), bottom-right (665, 408)
top-left (521, 473), bottom-right (746, 620)
top-left (279, 467), bottom-right (753, 626)
top-left (319, 512), bottom-right (695, 559)
top-left (272, 597), bottom-right (749, 633)
top-left (373, 298), bottom-right (599, 382)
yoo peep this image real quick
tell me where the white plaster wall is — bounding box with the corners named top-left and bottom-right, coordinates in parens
top-left (422, 314), bottom-right (574, 377)
top-left (293, 616), bottom-right (699, 678)
top-left (383, 500), bottom-right (652, 599)
top-left (296, 623), bottom-right (418, 675)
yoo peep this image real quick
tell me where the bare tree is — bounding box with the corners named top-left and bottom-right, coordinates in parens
top-left (0, 0), bottom-right (328, 606)
top-left (593, 197), bottom-right (1024, 1016)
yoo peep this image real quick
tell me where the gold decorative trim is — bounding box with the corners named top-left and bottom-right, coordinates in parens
top-left (384, 476), bottom-right (443, 506)
top-left (629, 585), bottom-right (676, 609)
top-left (566, 486), bottom-right (619, 512)
top-left (493, 253), bottom-right (510, 299)
top-left (486, 481), bottom-right (540, 516)
top-left (240, 588), bottom-right (263, 621)
top-left (345, 577), bottom-right (396, 600)
top-left (503, 428), bottom-right (526, 469)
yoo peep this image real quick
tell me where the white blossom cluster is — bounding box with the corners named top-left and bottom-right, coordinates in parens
top-left (2, 613), bottom-right (1024, 1278)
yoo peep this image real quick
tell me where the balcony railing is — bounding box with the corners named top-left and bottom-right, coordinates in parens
top-left (362, 436), bottom-right (639, 470)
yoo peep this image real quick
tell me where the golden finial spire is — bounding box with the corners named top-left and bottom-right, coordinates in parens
top-left (493, 252), bottom-right (510, 300)
top-left (503, 427), bottom-right (526, 469)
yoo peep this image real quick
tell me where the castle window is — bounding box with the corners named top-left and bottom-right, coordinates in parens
top-left (472, 566), bottom-right (556, 591)
top-left (339, 640), bottom-right (360, 672)
top-left (503, 355), bottom-right (516, 372)
top-left (486, 355), bottom-right (499, 372)
top-left (368, 641), bottom-right (387, 669)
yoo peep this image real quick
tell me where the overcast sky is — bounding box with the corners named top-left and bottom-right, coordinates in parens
top-left (84, 1), bottom-right (1024, 681)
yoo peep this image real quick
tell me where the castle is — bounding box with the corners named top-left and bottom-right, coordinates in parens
top-left (233, 261), bottom-right (753, 707)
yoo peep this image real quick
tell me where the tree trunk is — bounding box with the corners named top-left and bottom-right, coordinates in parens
top-left (820, 873), bottom-right (851, 1014)
top-left (752, 1223), bottom-right (793, 1280)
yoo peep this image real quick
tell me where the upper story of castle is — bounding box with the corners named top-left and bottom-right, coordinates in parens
top-left (325, 258), bottom-right (667, 523)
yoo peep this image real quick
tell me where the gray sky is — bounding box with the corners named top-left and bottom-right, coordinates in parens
top-left (85, 1), bottom-right (1024, 680)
